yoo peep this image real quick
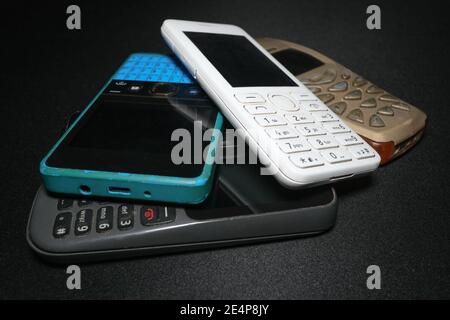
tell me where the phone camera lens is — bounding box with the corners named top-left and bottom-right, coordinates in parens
top-left (151, 83), bottom-right (177, 96)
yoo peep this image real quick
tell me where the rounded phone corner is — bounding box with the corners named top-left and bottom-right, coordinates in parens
top-left (39, 158), bottom-right (49, 176)
top-left (185, 172), bottom-right (215, 204)
top-left (39, 159), bottom-right (60, 180)
top-left (26, 232), bottom-right (72, 265)
top-left (188, 188), bottom-right (212, 205)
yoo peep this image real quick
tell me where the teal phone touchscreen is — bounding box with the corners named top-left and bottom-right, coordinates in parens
top-left (40, 53), bottom-right (223, 204)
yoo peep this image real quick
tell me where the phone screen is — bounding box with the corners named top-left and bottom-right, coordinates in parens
top-left (271, 49), bottom-right (324, 76)
top-left (46, 81), bottom-right (219, 178)
top-left (184, 32), bottom-right (298, 87)
top-left (185, 163), bottom-right (335, 218)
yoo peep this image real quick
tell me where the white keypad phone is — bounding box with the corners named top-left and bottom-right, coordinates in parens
top-left (161, 19), bottom-right (380, 188)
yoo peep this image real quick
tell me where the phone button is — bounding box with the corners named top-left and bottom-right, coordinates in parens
top-left (377, 106), bottom-right (394, 117)
top-left (57, 199), bottom-right (73, 210)
top-left (361, 98), bottom-right (377, 108)
top-left (254, 114), bottom-right (287, 127)
top-left (369, 114), bottom-right (386, 127)
top-left (353, 77), bottom-right (368, 87)
top-left (307, 135), bottom-right (339, 150)
top-left (96, 206), bottom-right (113, 233)
top-left (379, 94), bottom-right (398, 102)
top-left (53, 212), bottom-right (72, 238)
top-left (291, 92), bottom-right (317, 101)
top-left (159, 207), bottom-right (176, 223)
top-left (235, 93), bottom-right (265, 104)
top-left (328, 81), bottom-right (348, 92)
top-left (317, 93), bottom-right (335, 104)
top-left (344, 89), bottom-right (363, 101)
top-left (321, 149), bottom-right (352, 164)
top-left (266, 126), bottom-right (298, 140)
top-left (284, 112), bottom-right (314, 124)
top-left (77, 200), bottom-right (92, 207)
top-left (347, 109), bottom-right (364, 124)
top-left (118, 205), bottom-right (134, 230)
top-left (278, 138), bottom-right (311, 153)
top-left (289, 151), bottom-right (324, 168)
top-left (140, 206), bottom-right (159, 226)
top-left (322, 122), bottom-right (351, 134)
top-left (391, 102), bottom-right (411, 112)
top-left (334, 133), bottom-right (364, 146)
top-left (268, 94), bottom-right (299, 111)
top-left (329, 102), bottom-right (347, 115)
top-left (348, 145), bottom-right (376, 159)
top-left (299, 101), bottom-right (328, 112)
top-left (74, 209), bottom-right (93, 236)
top-left (366, 85), bottom-right (383, 94)
top-left (244, 104), bottom-right (275, 115)
top-left (295, 124), bottom-right (327, 136)
top-left (311, 111), bottom-right (339, 122)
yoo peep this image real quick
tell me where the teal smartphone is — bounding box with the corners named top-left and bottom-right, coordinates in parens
top-left (40, 53), bottom-right (223, 204)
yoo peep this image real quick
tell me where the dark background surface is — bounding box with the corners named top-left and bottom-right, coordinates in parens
top-left (1, 0), bottom-right (449, 299)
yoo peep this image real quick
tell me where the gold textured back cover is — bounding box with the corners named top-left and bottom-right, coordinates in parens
top-left (257, 38), bottom-right (427, 164)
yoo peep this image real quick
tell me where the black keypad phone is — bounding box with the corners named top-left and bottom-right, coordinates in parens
top-left (28, 162), bottom-right (337, 263)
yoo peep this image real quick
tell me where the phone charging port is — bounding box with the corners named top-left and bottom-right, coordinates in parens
top-left (108, 186), bottom-right (131, 195)
top-left (330, 174), bottom-right (354, 182)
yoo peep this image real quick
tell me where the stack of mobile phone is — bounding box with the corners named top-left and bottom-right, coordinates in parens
top-left (29, 51), bottom-right (338, 263)
top-left (30, 20), bottom-right (423, 263)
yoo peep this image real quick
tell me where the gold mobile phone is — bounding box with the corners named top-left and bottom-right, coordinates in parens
top-left (258, 38), bottom-right (427, 165)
